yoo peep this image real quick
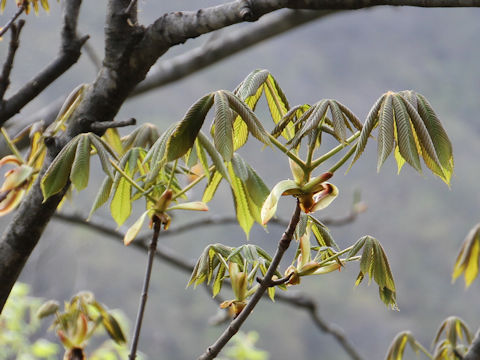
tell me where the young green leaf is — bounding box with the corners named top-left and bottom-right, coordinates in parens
top-left (261, 179), bottom-right (299, 225)
top-left (41, 137), bottom-right (79, 200)
top-left (228, 162), bottom-right (254, 237)
top-left (70, 134), bottom-right (91, 191)
top-left (166, 93), bottom-right (215, 162)
top-left (213, 91), bottom-right (234, 161)
top-left (353, 236), bottom-right (397, 309)
top-left (124, 211), bottom-right (149, 246)
top-left (452, 223), bottom-right (480, 287)
top-left (88, 176), bottom-right (113, 219)
top-left (385, 331), bottom-right (422, 360)
top-left (102, 313), bottom-right (126, 344)
top-left (202, 171), bottom-right (223, 203)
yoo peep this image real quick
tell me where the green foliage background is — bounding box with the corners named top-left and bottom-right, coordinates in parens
top-left (1, 2), bottom-right (479, 359)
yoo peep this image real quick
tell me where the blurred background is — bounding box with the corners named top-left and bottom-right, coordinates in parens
top-left (1, 1), bottom-right (479, 358)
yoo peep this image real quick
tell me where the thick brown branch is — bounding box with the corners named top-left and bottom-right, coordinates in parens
top-left (149, 0), bottom-right (480, 50)
top-left (133, 9), bottom-right (335, 96)
top-left (0, 20), bottom-right (24, 102)
top-left (90, 117), bottom-right (136, 132)
top-left (0, 0), bottom-right (86, 125)
top-left (0, 0), bottom-right (85, 312)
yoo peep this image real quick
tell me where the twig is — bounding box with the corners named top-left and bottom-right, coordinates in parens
top-left (0, 20), bottom-right (25, 102)
top-left (0, 0), bottom-right (87, 125)
top-left (90, 117), bottom-right (136, 132)
top-left (128, 215), bottom-right (162, 360)
top-left (0, 5), bottom-right (25, 38)
top-left (197, 200), bottom-right (301, 360)
top-left (256, 272), bottom-right (293, 287)
top-left (52, 210), bottom-right (364, 360)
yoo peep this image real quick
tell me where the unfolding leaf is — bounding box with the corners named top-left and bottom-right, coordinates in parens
top-left (261, 180), bottom-right (299, 225)
top-left (167, 201), bottom-right (209, 211)
top-left (353, 236), bottom-right (397, 309)
top-left (452, 223), bottom-right (480, 287)
top-left (433, 316), bottom-right (472, 351)
top-left (36, 300), bottom-right (60, 319)
top-left (102, 313), bottom-right (126, 344)
top-left (385, 331), bottom-right (422, 360)
top-left (124, 211), bottom-right (149, 246)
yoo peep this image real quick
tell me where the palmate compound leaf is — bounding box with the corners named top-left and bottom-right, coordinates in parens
top-left (188, 243), bottom-right (280, 299)
top-left (433, 316), bottom-right (472, 351)
top-left (350, 91), bottom-right (453, 185)
top-left (235, 69), bottom-right (291, 141)
top-left (453, 223), bottom-right (480, 287)
top-left (288, 99), bottom-right (361, 148)
top-left (385, 331), bottom-right (422, 360)
top-left (348, 235), bottom-right (397, 309)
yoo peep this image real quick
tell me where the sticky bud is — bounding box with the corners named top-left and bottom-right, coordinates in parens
top-left (155, 189), bottom-right (173, 212)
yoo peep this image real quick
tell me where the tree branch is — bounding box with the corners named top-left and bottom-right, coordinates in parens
top-left (0, 4), bottom-right (25, 38)
top-left (128, 216), bottom-right (162, 360)
top-left (148, 0), bottom-right (480, 51)
top-left (0, 20), bottom-right (25, 102)
top-left (52, 210), bottom-right (364, 360)
top-left (133, 9), bottom-right (335, 97)
top-left (0, 0), bottom-right (87, 125)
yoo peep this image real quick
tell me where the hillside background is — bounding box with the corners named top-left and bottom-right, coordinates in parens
top-left (1, 1), bottom-right (480, 359)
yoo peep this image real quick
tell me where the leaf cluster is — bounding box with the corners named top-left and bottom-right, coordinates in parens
top-left (37, 291), bottom-right (126, 350)
top-left (188, 243), bottom-right (283, 305)
top-left (348, 236), bottom-right (397, 309)
top-left (385, 316), bottom-right (473, 360)
top-left (351, 91), bottom-right (453, 184)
